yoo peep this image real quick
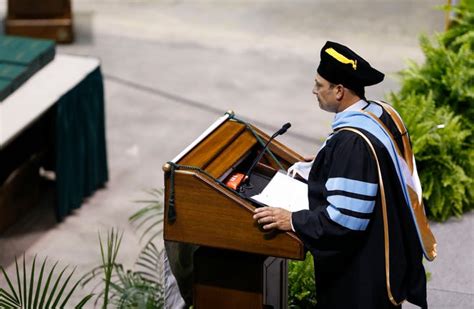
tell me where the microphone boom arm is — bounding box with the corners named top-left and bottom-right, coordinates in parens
top-left (240, 122), bottom-right (291, 188)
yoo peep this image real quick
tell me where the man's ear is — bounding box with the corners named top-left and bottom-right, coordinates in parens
top-left (335, 85), bottom-right (344, 100)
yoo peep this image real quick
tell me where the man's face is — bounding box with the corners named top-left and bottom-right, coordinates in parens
top-left (312, 74), bottom-right (339, 113)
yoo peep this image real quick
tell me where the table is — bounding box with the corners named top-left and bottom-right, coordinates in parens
top-left (0, 54), bottom-right (108, 227)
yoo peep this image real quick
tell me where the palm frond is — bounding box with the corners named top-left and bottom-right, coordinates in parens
top-left (129, 189), bottom-right (164, 245)
top-left (135, 243), bottom-right (163, 285)
top-left (83, 189), bottom-right (166, 308)
top-left (83, 228), bottom-right (165, 309)
top-left (99, 228), bottom-right (123, 308)
top-left (75, 294), bottom-right (95, 309)
top-left (0, 255), bottom-right (92, 308)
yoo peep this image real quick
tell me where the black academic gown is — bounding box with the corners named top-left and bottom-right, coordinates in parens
top-left (292, 102), bottom-right (427, 309)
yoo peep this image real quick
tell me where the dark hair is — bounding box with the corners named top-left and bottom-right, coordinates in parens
top-left (331, 83), bottom-right (365, 99)
top-left (348, 86), bottom-right (365, 99)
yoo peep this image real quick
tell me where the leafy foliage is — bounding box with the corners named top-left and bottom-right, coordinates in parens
top-left (129, 188), bottom-right (164, 245)
top-left (0, 255), bottom-right (92, 308)
top-left (288, 252), bottom-right (316, 308)
top-left (440, 0), bottom-right (474, 52)
top-left (82, 189), bottom-right (166, 308)
top-left (398, 0), bottom-right (474, 112)
top-left (389, 0), bottom-right (474, 220)
top-left (390, 92), bottom-right (473, 220)
top-left (82, 229), bottom-right (164, 309)
top-left (398, 35), bottom-right (474, 126)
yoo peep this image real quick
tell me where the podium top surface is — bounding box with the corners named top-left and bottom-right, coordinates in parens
top-left (171, 114), bottom-right (229, 164)
top-left (169, 114), bottom-right (303, 180)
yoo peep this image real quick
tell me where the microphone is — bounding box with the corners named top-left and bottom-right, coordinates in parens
top-left (271, 122), bottom-right (291, 139)
top-left (240, 122), bottom-right (291, 189)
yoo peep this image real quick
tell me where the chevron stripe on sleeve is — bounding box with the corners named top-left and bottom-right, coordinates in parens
top-left (325, 177), bottom-right (378, 231)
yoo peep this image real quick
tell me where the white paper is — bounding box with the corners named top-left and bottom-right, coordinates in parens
top-left (251, 171), bottom-right (309, 212)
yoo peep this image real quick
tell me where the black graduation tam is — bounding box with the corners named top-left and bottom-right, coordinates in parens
top-left (317, 41), bottom-right (384, 92)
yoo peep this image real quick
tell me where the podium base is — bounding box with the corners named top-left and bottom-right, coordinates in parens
top-left (193, 247), bottom-right (288, 309)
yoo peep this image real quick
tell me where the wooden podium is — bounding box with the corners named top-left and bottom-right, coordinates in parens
top-left (163, 113), bottom-right (305, 308)
top-left (5, 0), bottom-right (74, 43)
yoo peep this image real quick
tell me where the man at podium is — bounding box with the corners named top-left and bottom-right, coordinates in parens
top-left (254, 41), bottom-right (436, 309)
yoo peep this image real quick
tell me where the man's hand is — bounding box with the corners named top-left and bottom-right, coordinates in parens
top-left (253, 207), bottom-right (292, 231)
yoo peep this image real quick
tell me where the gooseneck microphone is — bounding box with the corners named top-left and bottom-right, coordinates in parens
top-left (240, 122), bottom-right (291, 189)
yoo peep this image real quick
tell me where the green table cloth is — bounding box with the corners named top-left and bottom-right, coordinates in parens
top-left (55, 66), bottom-right (109, 219)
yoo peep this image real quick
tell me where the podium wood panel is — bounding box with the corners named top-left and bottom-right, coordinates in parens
top-left (176, 119), bottom-right (304, 178)
top-left (164, 170), bottom-right (304, 260)
top-left (179, 121), bottom-right (246, 168)
top-left (204, 129), bottom-right (257, 178)
top-left (193, 247), bottom-right (287, 309)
